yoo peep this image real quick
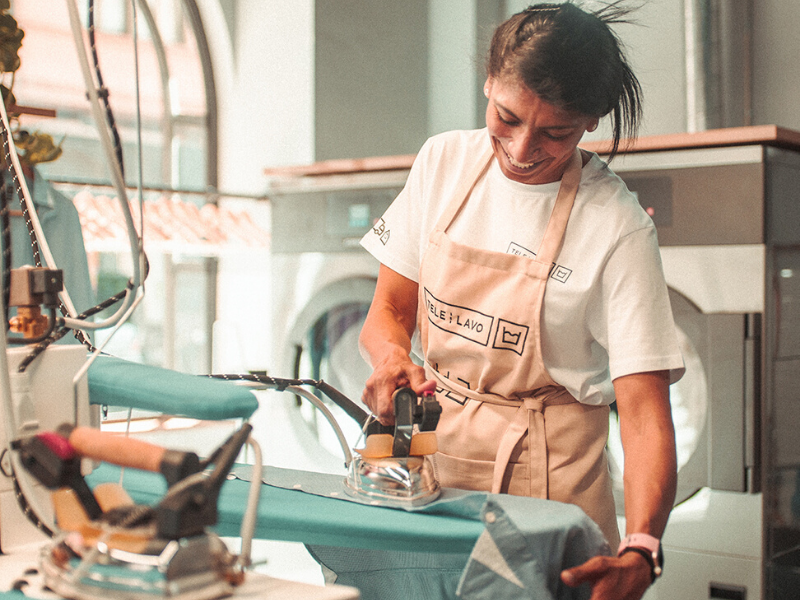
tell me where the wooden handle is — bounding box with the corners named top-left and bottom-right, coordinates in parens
top-left (93, 483), bottom-right (135, 512)
top-left (356, 432), bottom-right (438, 458)
top-left (68, 427), bottom-right (166, 473)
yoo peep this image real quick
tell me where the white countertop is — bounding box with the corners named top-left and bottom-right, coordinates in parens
top-left (0, 542), bottom-right (360, 600)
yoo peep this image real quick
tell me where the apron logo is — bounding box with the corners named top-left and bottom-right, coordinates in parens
top-left (430, 367), bottom-right (470, 405)
top-left (550, 264), bottom-right (572, 283)
top-left (507, 241), bottom-right (536, 260)
top-left (423, 288), bottom-right (493, 346)
top-left (507, 242), bottom-right (572, 283)
top-left (372, 218), bottom-right (391, 245)
top-left (493, 319), bottom-right (529, 355)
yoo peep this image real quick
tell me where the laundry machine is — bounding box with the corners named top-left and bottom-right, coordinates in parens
top-left (595, 128), bottom-right (800, 600)
top-left (266, 167), bottom-right (410, 472)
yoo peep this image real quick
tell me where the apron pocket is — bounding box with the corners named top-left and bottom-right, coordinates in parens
top-left (433, 451), bottom-right (528, 494)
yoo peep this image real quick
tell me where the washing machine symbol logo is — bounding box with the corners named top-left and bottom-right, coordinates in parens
top-left (373, 218), bottom-right (390, 245)
top-left (493, 319), bottom-right (528, 355)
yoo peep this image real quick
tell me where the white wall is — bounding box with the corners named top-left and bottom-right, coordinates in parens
top-left (204, 0), bottom-right (800, 193)
top-left (428, 0), bottom-right (480, 135)
top-left (198, 0), bottom-right (316, 372)
top-left (200, 0), bottom-right (315, 197)
top-left (314, 0), bottom-right (429, 160)
top-left (753, 0), bottom-right (800, 131)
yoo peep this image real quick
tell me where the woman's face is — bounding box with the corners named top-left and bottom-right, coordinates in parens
top-left (484, 76), bottom-right (599, 185)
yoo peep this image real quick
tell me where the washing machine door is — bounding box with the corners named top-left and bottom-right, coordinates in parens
top-left (284, 276), bottom-right (377, 457)
top-left (607, 288), bottom-right (751, 513)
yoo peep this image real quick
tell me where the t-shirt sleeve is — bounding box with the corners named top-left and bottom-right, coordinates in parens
top-left (589, 225), bottom-right (686, 384)
top-left (360, 140), bottom-right (431, 282)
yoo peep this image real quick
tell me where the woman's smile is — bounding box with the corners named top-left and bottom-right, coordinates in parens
top-left (503, 148), bottom-right (539, 170)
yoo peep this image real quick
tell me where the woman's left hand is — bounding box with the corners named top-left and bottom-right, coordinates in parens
top-left (560, 551), bottom-right (652, 600)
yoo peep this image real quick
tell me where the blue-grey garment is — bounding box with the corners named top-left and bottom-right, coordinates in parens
top-left (6, 168), bottom-right (94, 327)
top-left (455, 496), bottom-right (604, 600)
top-left (241, 465), bottom-right (610, 600)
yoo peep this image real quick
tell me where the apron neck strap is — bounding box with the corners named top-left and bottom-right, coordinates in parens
top-left (432, 145), bottom-right (494, 234)
top-left (534, 148), bottom-right (582, 266)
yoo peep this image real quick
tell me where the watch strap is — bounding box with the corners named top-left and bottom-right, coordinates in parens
top-left (618, 533), bottom-right (663, 582)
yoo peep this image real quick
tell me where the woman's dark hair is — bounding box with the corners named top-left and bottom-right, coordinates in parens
top-left (486, 1), bottom-right (641, 160)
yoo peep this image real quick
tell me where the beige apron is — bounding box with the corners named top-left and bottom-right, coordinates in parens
top-left (417, 146), bottom-right (619, 547)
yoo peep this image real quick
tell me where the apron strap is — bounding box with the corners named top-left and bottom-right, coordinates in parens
top-left (534, 148), bottom-right (582, 266)
top-left (491, 397), bottom-right (546, 497)
top-left (431, 146), bottom-right (495, 235)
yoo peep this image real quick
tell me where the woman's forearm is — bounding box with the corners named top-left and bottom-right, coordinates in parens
top-left (358, 265), bottom-right (419, 367)
top-left (358, 264), bottom-right (431, 423)
top-left (614, 370), bottom-right (677, 538)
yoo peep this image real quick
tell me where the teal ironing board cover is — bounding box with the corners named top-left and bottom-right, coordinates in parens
top-left (87, 355), bottom-right (259, 420)
top-left (87, 463), bottom-right (609, 600)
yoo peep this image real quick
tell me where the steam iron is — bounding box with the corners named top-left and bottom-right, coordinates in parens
top-left (12, 423), bottom-right (260, 600)
top-left (345, 387), bottom-right (442, 507)
top-left (204, 375), bottom-right (445, 508)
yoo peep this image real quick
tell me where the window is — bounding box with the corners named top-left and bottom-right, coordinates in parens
top-left (9, 0), bottom-right (233, 375)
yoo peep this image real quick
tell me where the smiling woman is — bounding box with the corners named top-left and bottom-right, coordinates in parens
top-left (357, 3), bottom-right (683, 600)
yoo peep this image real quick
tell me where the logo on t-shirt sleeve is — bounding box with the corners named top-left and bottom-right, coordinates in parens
top-left (372, 218), bottom-right (390, 245)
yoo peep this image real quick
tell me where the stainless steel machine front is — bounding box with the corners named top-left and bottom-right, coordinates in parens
top-left (607, 136), bottom-right (800, 600)
top-left (609, 145), bottom-right (764, 510)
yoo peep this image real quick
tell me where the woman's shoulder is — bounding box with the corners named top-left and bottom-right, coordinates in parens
top-left (418, 128), bottom-right (491, 164)
top-left (578, 153), bottom-right (653, 231)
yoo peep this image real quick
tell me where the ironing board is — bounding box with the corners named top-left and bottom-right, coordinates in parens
top-left (86, 464), bottom-right (609, 600)
top-left (87, 355), bottom-right (259, 420)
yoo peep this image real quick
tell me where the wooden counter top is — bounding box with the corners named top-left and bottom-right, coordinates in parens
top-left (264, 125), bottom-right (800, 178)
top-left (580, 124), bottom-right (800, 155)
top-left (264, 154), bottom-right (415, 178)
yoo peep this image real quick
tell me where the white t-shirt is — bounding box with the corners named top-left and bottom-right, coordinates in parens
top-left (361, 128), bottom-right (684, 406)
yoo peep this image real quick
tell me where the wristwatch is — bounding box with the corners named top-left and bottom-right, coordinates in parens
top-left (618, 533), bottom-right (663, 582)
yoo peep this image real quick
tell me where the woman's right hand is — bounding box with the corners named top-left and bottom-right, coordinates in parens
top-left (361, 345), bottom-right (436, 424)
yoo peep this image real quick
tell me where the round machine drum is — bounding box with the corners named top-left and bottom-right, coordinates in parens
top-left (285, 276), bottom-right (377, 457)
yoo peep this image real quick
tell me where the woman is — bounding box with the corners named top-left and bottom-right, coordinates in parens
top-left (359, 3), bottom-right (684, 599)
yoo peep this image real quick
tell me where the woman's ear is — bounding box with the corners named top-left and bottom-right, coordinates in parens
top-left (484, 77), bottom-right (493, 98)
top-left (587, 118), bottom-right (599, 133)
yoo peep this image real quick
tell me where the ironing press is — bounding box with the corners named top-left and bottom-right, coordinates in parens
top-left (12, 423), bottom-right (260, 600)
top-left (345, 387), bottom-right (442, 507)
